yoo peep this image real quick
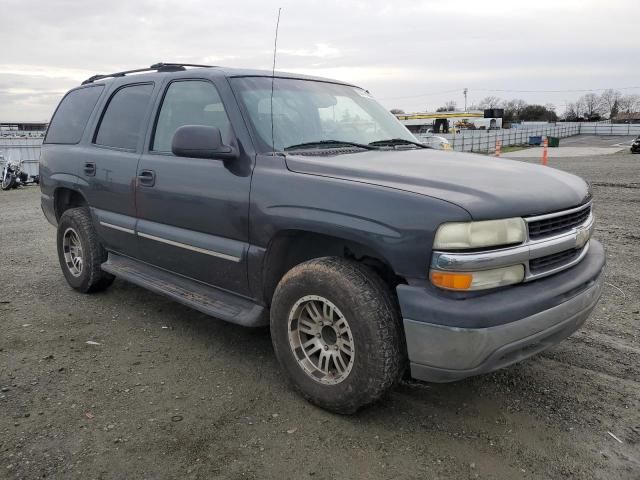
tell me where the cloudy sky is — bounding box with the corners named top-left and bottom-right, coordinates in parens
top-left (2, 0), bottom-right (638, 121)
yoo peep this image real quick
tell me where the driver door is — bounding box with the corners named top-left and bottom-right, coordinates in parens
top-left (134, 78), bottom-right (252, 295)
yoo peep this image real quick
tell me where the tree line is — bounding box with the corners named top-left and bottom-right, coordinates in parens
top-left (563, 90), bottom-right (640, 121)
top-left (430, 97), bottom-right (558, 122)
top-left (391, 89), bottom-right (640, 122)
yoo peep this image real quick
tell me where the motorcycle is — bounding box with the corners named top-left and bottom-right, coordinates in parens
top-left (1, 159), bottom-right (40, 190)
top-left (631, 136), bottom-right (640, 154)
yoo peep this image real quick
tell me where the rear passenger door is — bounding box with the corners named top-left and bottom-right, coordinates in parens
top-left (80, 82), bottom-right (156, 257)
top-left (134, 78), bottom-right (252, 295)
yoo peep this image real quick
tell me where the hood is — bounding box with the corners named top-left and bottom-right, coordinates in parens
top-left (285, 148), bottom-right (590, 220)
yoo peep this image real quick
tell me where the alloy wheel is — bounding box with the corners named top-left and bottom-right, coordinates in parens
top-left (288, 295), bottom-right (355, 385)
top-left (62, 227), bottom-right (83, 277)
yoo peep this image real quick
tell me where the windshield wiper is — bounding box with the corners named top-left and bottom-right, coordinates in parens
top-left (284, 140), bottom-right (379, 151)
top-left (368, 138), bottom-right (427, 148)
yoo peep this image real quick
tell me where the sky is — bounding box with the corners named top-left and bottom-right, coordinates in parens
top-left (1, 0), bottom-right (639, 121)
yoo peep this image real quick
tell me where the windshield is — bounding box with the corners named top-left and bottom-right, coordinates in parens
top-left (231, 77), bottom-right (418, 153)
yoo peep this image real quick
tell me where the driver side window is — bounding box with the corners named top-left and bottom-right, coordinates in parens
top-left (152, 80), bottom-right (231, 153)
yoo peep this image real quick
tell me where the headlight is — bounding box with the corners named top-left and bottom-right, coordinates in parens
top-left (433, 218), bottom-right (526, 250)
top-left (430, 265), bottom-right (525, 291)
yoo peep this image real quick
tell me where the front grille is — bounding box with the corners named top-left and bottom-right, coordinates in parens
top-left (527, 204), bottom-right (591, 240)
top-left (529, 248), bottom-right (581, 274)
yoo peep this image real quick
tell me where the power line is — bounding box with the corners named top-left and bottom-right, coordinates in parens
top-left (379, 88), bottom-right (461, 100)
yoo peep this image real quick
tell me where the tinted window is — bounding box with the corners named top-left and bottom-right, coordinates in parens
top-left (95, 83), bottom-right (154, 150)
top-left (152, 81), bottom-right (231, 152)
top-left (45, 86), bottom-right (104, 144)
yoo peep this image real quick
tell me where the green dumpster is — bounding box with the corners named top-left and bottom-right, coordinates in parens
top-left (547, 136), bottom-right (560, 147)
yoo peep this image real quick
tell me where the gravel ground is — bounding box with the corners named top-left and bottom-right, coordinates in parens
top-left (1, 147), bottom-right (639, 479)
top-left (502, 135), bottom-right (636, 158)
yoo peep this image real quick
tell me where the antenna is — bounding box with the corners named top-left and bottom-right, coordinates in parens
top-left (271, 7), bottom-right (282, 156)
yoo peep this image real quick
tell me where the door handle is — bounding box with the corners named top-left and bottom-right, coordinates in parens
top-left (83, 162), bottom-right (96, 176)
top-left (137, 169), bottom-right (155, 187)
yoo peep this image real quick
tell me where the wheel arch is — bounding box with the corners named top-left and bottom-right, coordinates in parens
top-left (54, 187), bottom-right (89, 221)
top-left (261, 229), bottom-right (406, 306)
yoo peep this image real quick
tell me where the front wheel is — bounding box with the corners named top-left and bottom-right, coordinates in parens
top-left (270, 257), bottom-right (405, 414)
top-left (1, 172), bottom-right (15, 190)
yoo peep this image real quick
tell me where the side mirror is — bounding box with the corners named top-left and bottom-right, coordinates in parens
top-left (171, 125), bottom-right (238, 161)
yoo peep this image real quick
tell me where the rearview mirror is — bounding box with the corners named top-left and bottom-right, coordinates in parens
top-left (171, 125), bottom-right (238, 161)
top-left (311, 92), bottom-right (337, 108)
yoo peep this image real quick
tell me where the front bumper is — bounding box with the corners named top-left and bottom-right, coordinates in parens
top-left (399, 239), bottom-right (605, 383)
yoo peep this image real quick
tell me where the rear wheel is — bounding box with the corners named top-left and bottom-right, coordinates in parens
top-left (56, 207), bottom-right (114, 293)
top-left (270, 257), bottom-right (404, 414)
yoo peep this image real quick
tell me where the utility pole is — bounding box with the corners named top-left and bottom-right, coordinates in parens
top-left (463, 88), bottom-right (468, 112)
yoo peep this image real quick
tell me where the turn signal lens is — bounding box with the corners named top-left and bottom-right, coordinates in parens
top-left (430, 265), bottom-right (525, 291)
top-left (430, 271), bottom-right (473, 290)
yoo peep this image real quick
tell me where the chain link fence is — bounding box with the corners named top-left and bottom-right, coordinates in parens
top-left (579, 123), bottom-right (640, 135)
top-left (416, 122), bottom-right (640, 153)
top-left (416, 124), bottom-right (583, 153)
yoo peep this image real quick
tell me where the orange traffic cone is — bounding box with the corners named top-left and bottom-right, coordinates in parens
top-left (495, 140), bottom-right (501, 158)
top-left (542, 137), bottom-right (548, 166)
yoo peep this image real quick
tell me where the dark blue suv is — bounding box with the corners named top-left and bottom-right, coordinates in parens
top-left (40, 63), bottom-right (605, 413)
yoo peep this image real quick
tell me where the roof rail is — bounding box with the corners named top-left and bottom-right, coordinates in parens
top-left (81, 62), bottom-right (216, 85)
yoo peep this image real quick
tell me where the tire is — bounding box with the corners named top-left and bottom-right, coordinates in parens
top-left (270, 257), bottom-right (405, 414)
top-left (56, 207), bottom-right (115, 293)
top-left (1, 173), bottom-right (15, 190)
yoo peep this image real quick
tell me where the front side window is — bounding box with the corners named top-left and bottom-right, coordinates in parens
top-left (45, 85), bottom-right (104, 144)
top-left (94, 83), bottom-right (154, 150)
top-left (152, 80), bottom-right (231, 152)
top-left (231, 77), bottom-right (417, 153)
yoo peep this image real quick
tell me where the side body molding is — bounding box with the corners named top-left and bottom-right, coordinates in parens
top-left (91, 207), bottom-right (245, 264)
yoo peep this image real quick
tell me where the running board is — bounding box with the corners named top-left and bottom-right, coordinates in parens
top-left (101, 253), bottom-right (267, 327)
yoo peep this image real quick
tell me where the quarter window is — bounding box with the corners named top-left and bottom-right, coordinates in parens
top-left (94, 83), bottom-right (154, 150)
top-left (152, 81), bottom-right (231, 152)
top-left (45, 85), bottom-right (104, 144)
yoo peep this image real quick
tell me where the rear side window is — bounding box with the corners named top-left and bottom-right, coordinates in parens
top-left (45, 85), bottom-right (104, 144)
top-left (94, 83), bottom-right (154, 150)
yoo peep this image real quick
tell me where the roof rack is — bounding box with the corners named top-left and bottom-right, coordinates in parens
top-left (81, 62), bottom-right (216, 85)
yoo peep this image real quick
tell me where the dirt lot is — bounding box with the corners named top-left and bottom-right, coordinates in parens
top-left (1, 146), bottom-right (639, 479)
